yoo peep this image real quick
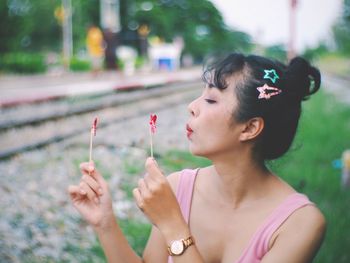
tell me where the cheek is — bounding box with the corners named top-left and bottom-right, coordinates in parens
top-left (190, 118), bottom-right (237, 155)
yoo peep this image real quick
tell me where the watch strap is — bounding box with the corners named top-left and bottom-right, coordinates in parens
top-left (168, 236), bottom-right (195, 256)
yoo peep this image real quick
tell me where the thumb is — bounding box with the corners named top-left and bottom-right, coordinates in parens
top-left (145, 157), bottom-right (164, 180)
top-left (85, 162), bottom-right (108, 190)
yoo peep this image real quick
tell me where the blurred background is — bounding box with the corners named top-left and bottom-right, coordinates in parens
top-left (0, 0), bottom-right (349, 262)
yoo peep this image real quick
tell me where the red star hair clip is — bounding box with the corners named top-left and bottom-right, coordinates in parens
top-left (257, 84), bottom-right (282, 100)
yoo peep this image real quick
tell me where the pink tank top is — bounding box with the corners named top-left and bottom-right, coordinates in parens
top-left (168, 169), bottom-right (314, 263)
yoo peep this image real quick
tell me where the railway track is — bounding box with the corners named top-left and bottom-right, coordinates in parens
top-left (0, 81), bottom-right (202, 160)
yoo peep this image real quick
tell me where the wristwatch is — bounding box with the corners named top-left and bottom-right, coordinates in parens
top-left (167, 236), bottom-right (195, 256)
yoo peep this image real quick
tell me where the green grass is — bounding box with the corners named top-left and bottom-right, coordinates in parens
top-left (159, 150), bottom-right (211, 173)
top-left (89, 219), bottom-right (151, 261)
top-left (270, 90), bottom-right (350, 263)
top-left (316, 53), bottom-right (350, 78)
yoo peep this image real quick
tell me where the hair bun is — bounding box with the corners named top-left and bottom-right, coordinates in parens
top-left (285, 57), bottom-right (321, 101)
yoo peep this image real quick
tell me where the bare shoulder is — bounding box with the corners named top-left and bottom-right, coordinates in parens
top-left (166, 167), bottom-right (209, 193)
top-left (166, 171), bottom-right (182, 193)
top-left (284, 204), bottom-right (326, 235)
top-left (263, 204), bottom-right (326, 263)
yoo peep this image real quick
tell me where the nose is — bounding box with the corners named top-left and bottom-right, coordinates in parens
top-left (188, 97), bottom-right (199, 117)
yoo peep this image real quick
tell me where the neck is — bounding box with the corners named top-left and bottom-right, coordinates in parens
top-left (209, 152), bottom-right (271, 208)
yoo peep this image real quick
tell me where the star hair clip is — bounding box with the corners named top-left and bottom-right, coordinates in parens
top-left (257, 84), bottom-right (282, 100)
top-left (263, 69), bottom-right (279, 83)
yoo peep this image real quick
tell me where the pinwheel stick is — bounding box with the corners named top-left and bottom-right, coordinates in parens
top-left (89, 117), bottom-right (98, 164)
top-left (150, 128), bottom-right (154, 158)
top-left (89, 128), bottom-right (93, 163)
top-left (149, 114), bottom-right (157, 158)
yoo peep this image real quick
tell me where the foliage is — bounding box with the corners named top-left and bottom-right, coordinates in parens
top-left (90, 219), bottom-right (151, 261)
top-left (316, 52), bottom-right (350, 78)
top-left (124, 0), bottom-right (252, 61)
top-left (159, 149), bottom-right (211, 173)
top-left (0, 52), bottom-right (47, 73)
top-left (332, 0), bottom-right (350, 54)
top-left (0, 0), bottom-right (61, 53)
top-left (264, 44), bottom-right (287, 62)
top-left (69, 56), bottom-right (91, 72)
top-left (268, 90), bottom-right (350, 262)
top-left (301, 43), bottom-right (329, 62)
top-left (0, 0), bottom-right (252, 62)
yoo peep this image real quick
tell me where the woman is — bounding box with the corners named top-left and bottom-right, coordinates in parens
top-left (69, 53), bottom-right (326, 262)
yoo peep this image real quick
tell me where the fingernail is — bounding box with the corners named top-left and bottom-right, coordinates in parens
top-left (152, 158), bottom-right (158, 166)
top-left (94, 197), bottom-right (100, 204)
top-left (98, 188), bottom-right (103, 195)
top-left (80, 189), bottom-right (86, 195)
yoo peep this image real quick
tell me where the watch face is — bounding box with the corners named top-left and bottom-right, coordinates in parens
top-left (171, 240), bottom-right (184, 255)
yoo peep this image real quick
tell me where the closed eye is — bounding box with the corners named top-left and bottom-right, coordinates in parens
top-left (205, 99), bottom-right (216, 104)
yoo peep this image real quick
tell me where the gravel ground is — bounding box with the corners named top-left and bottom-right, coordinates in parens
top-left (0, 95), bottom-right (197, 262)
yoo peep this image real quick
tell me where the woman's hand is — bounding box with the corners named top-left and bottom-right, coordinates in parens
top-left (133, 158), bottom-right (188, 239)
top-left (68, 162), bottom-right (114, 230)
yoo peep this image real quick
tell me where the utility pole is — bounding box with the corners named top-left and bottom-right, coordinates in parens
top-left (62, 0), bottom-right (73, 70)
top-left (288, 0), bottom-right (297, 61)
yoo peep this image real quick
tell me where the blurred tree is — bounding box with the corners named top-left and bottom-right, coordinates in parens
top-left (333, 0), bottom-right (350, 54)
top-left (264, 44), bottom-right (287, 62)
top-left (123, 0), bottom-right (252, 61)
top-left (0, 0), bottom-right (61, 53)
top-left (0, 0), bottom-right (251, 62)
top-left (71, 0), bottom-right (100, 52)
top-left (302, 43), bottom-right (329, 62)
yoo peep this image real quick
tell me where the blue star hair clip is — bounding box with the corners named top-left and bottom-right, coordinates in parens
top-left (263, 69), bottom-right (279, 84)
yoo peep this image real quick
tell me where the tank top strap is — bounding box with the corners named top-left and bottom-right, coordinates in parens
top-left (175, 168), bottom-right (199, 223)
top-left (168, 169), bottom-right (199, 263)
top-left (237, 192), bottom-right (314, 262)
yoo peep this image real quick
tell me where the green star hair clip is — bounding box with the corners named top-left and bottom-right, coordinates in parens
top-left (263, 69), bottom-right (279, 84)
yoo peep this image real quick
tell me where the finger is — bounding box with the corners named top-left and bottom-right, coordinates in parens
top-left (80, 162), bottom-right (95, 175)
top-left (145, 157), bottom-right (164, 181)
top-left (132, 188), bottom-right (144, 211)
top-left (80, 162), bottom-right (107, 189)
top-left (82, 174), bottom-right (103, 196)
top-left (90, 168), bottom-right (107, 189)
top-left (138, 178), bottom-right (151, 199)
top-left (68, 185), bottom-right (82, 197)
top-left (80, 181), bottom-right (100, 204)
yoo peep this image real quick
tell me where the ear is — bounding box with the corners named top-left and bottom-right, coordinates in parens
top-left (239, 117), bottom-right (264, 142)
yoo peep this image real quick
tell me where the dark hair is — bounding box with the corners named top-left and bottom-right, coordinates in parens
top-left (202, 53), bottom-right (321, 161)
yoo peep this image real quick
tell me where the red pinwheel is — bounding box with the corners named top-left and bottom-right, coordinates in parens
top-left (92, 117), bottom-right (98, 136)
top-left (149, 114), bottom-right (157, 157)
top-left (149, 114), bottom-right (157, 134)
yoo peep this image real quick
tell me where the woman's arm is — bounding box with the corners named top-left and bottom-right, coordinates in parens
top-left (68, 162), bottom-right (143, 263)
top-left (261, 205), bottom-right (326, 263)
top-left (134, 158), bottom-right (205, 263)
top-left (94, 216), bottom-right (143, 263)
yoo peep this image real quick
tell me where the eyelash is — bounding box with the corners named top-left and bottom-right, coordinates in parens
top-left (205, 99), bottom-right (216, 104)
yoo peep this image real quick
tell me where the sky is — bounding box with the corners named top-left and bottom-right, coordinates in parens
top-left (210, 0), bottom-right (343, 52)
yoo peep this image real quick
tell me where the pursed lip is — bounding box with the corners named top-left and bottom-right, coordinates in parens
top-left (186, 124), bottom-right (193, 138)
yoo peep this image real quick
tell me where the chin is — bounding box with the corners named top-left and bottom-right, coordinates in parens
top-left (188, 144), bottom-right (211, 159)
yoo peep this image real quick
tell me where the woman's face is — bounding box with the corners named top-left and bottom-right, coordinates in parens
top-left (186, 79), bottom-right (244, 158)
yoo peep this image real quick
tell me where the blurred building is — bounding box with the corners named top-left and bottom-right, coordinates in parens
top-left (148, 37), bottom-right (183, 71)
